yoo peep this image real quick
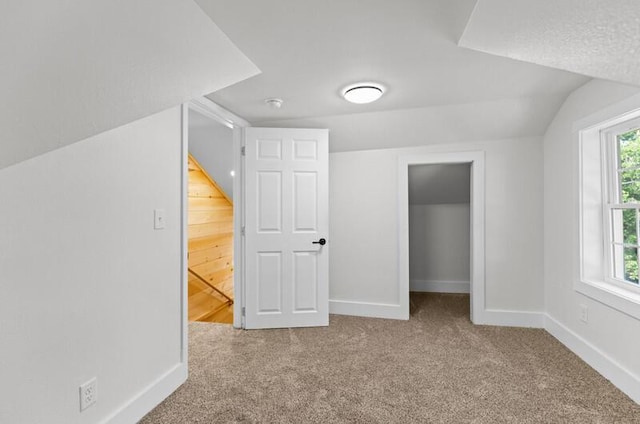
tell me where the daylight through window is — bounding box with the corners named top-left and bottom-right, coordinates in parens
top-left (605, 119), bottom-right (640, 287)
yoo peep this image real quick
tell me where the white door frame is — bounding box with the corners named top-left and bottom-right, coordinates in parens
top-left (181, 97), bottom-right (249, 329)
top-left (398, 152), bottom-right (485, 323)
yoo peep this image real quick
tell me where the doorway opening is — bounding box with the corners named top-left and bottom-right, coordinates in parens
top-left (398, 152), bottom-right (485, 323)
top-left (186, 107), bottom-right (236, 324)
top-left (407, 163), bottom-right (471, 318)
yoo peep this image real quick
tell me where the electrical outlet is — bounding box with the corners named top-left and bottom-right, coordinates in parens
top-left (579, 304), bottom-right (588, 323)
top-left (79, 377), bottom-right (97, 411)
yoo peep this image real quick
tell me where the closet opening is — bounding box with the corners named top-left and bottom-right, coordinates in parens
top-left (408, 163), bottom-right (471, 318)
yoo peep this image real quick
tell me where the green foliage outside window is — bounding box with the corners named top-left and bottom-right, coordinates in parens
top-left (618, 128), bottom-right (640, 283)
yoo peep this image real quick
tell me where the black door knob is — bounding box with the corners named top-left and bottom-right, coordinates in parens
top-left (312, 238), bottom-right (326, 246)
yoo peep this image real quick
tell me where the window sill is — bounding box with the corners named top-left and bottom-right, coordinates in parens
top-left (576, 279), bottom-right (640, 321)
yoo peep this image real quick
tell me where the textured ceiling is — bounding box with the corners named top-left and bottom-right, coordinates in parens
top-left (197, 0), bottom-right (589, 128)
top-left (459, 0), bottom-right (640, 87)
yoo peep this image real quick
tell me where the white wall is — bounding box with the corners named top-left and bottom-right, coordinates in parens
top-left (409, 204), bottom-right (470, 290)
top-left (329, 136), bottom-right (543, 315)
top-left (543, 79), bottom-right (640, 398)
top-left (0, 107), bottom-right (184, 423)
top-left (188, 109), bottom-right (235, 198)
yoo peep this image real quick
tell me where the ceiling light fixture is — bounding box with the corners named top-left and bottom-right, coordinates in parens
top-left (342, 83), bottom-right (385, 104)
top-left (265, 98), bottom-right (283, 109)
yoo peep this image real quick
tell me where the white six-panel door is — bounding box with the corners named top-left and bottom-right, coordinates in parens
top-left (243, 127), bottom-right (329, 329)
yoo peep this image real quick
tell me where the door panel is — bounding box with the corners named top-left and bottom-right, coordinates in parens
top-left (257, 171), bottom-right (282, 232)
top-left (244, 127), bottom-right (329, 329)
top-left (293, 251), bottom-right (318, 311)
top-left (293, 172), bottom-right (318, 232)
top-left (257, 252), bottom-right (282, 313)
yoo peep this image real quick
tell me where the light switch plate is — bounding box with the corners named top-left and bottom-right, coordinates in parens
top-left (154, 209), bottom-right (165, 230)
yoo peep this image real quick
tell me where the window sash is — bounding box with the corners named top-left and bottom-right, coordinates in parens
top-left (605, 149), bottom-right (640, 289)
top-left (605, 117), bottom-right (640, 203)
top-left (605, 206), bottom-right (640, 289)
top-left (603, 118), bottom-right (640, 289)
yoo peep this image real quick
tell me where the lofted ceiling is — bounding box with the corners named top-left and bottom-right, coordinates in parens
top-left (196, 0), bottom-right (590, 147)
top-left (0, 0), bottom-right (259, 170)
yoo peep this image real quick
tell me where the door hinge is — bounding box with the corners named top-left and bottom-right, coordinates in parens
top-left (242, 307), bottom-right (246, 316)
top-left (241, 146), bottom-right (246, 156)
top-left (241, 226), bottom-right (245, 236)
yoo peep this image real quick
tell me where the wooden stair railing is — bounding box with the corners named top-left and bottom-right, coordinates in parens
top-left (188, 267), bottom-right (233, 306)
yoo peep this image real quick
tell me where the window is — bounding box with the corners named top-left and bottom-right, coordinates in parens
top-left (603, 117), bottom-right (640, 291)
top-left (576, 100), bottom-right (640, 320)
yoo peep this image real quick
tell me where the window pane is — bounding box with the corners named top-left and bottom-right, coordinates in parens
top-left (613, 246), bottom-right (639, 284)
top-left (617, 128), bottom-right (640, 169)
top-left (624, 247), bottom-right (638, 284)
top-left (619, 170), bottom-right (640, 203)
top-left (611, 208), bottom-right (638, 244)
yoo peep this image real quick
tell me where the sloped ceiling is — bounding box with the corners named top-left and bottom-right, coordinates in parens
top-left (409, 164), bottom-right (470, 205)
top-left (257, 96), bottom-right (565, 152)
top-left (196, 0), bottom-right (589, 151)
top-left (459, 0), bottom-right (640, 87)
top-left (0, 0), bottom-right (260, 169)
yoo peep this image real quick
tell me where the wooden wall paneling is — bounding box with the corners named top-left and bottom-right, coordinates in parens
top-left (188, 221), bottom-right (234, 239)
top-left (188, 243), bottom-right (233, 267)
top-left (187, 153), bottom-right (234, 323)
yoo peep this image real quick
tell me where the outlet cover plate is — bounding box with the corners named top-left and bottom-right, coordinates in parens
top-left (580, 304), bottom-right (588, 323)
top-left (80, 377), bottom-right (97, 411)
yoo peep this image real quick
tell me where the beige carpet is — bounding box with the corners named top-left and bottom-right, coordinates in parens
top-left (141, 293), bottom-right (640, 423)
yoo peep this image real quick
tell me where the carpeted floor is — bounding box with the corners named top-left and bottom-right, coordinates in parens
top-left (140, 293), bottom-right (640, 423)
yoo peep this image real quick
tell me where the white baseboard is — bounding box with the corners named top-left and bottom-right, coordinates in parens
top-left (329, 299), bottom-right (408, 320)
top-left (475, 309), bottom-right (545, 328)
top-left (103, 362), bottom-right (187, 424)
top-left (544, 314), bottom-right (640, 404)
top-left (410, 279), bottom-right (470, 293)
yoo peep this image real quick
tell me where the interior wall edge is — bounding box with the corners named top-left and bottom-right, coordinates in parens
top-left (329, 299), bottom-right (407, 320)
top-left (544, 314), bottom-right (640, 404)
top-left (477, 310), bottom-right (545, 328)
top-left (103, 364), bottom-right (187, 424)
top-left (410, 280), bottom-right (470, 294)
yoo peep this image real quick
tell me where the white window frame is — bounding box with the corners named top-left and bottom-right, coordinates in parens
top-left (576, 94), bottom-right (640, 321)
top-left (602, 116), bottom-right (640, 293)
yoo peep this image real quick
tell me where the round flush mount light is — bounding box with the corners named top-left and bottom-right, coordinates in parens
top-left (342, 83), bottom-right (385, 104)
top-left (265, 98), bottom-right (283, 109)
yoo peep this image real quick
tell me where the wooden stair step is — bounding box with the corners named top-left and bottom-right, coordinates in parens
top-left (189, 290), bottom-right (230, 322)
top-left (201, 304), bottom-right (234, 324)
